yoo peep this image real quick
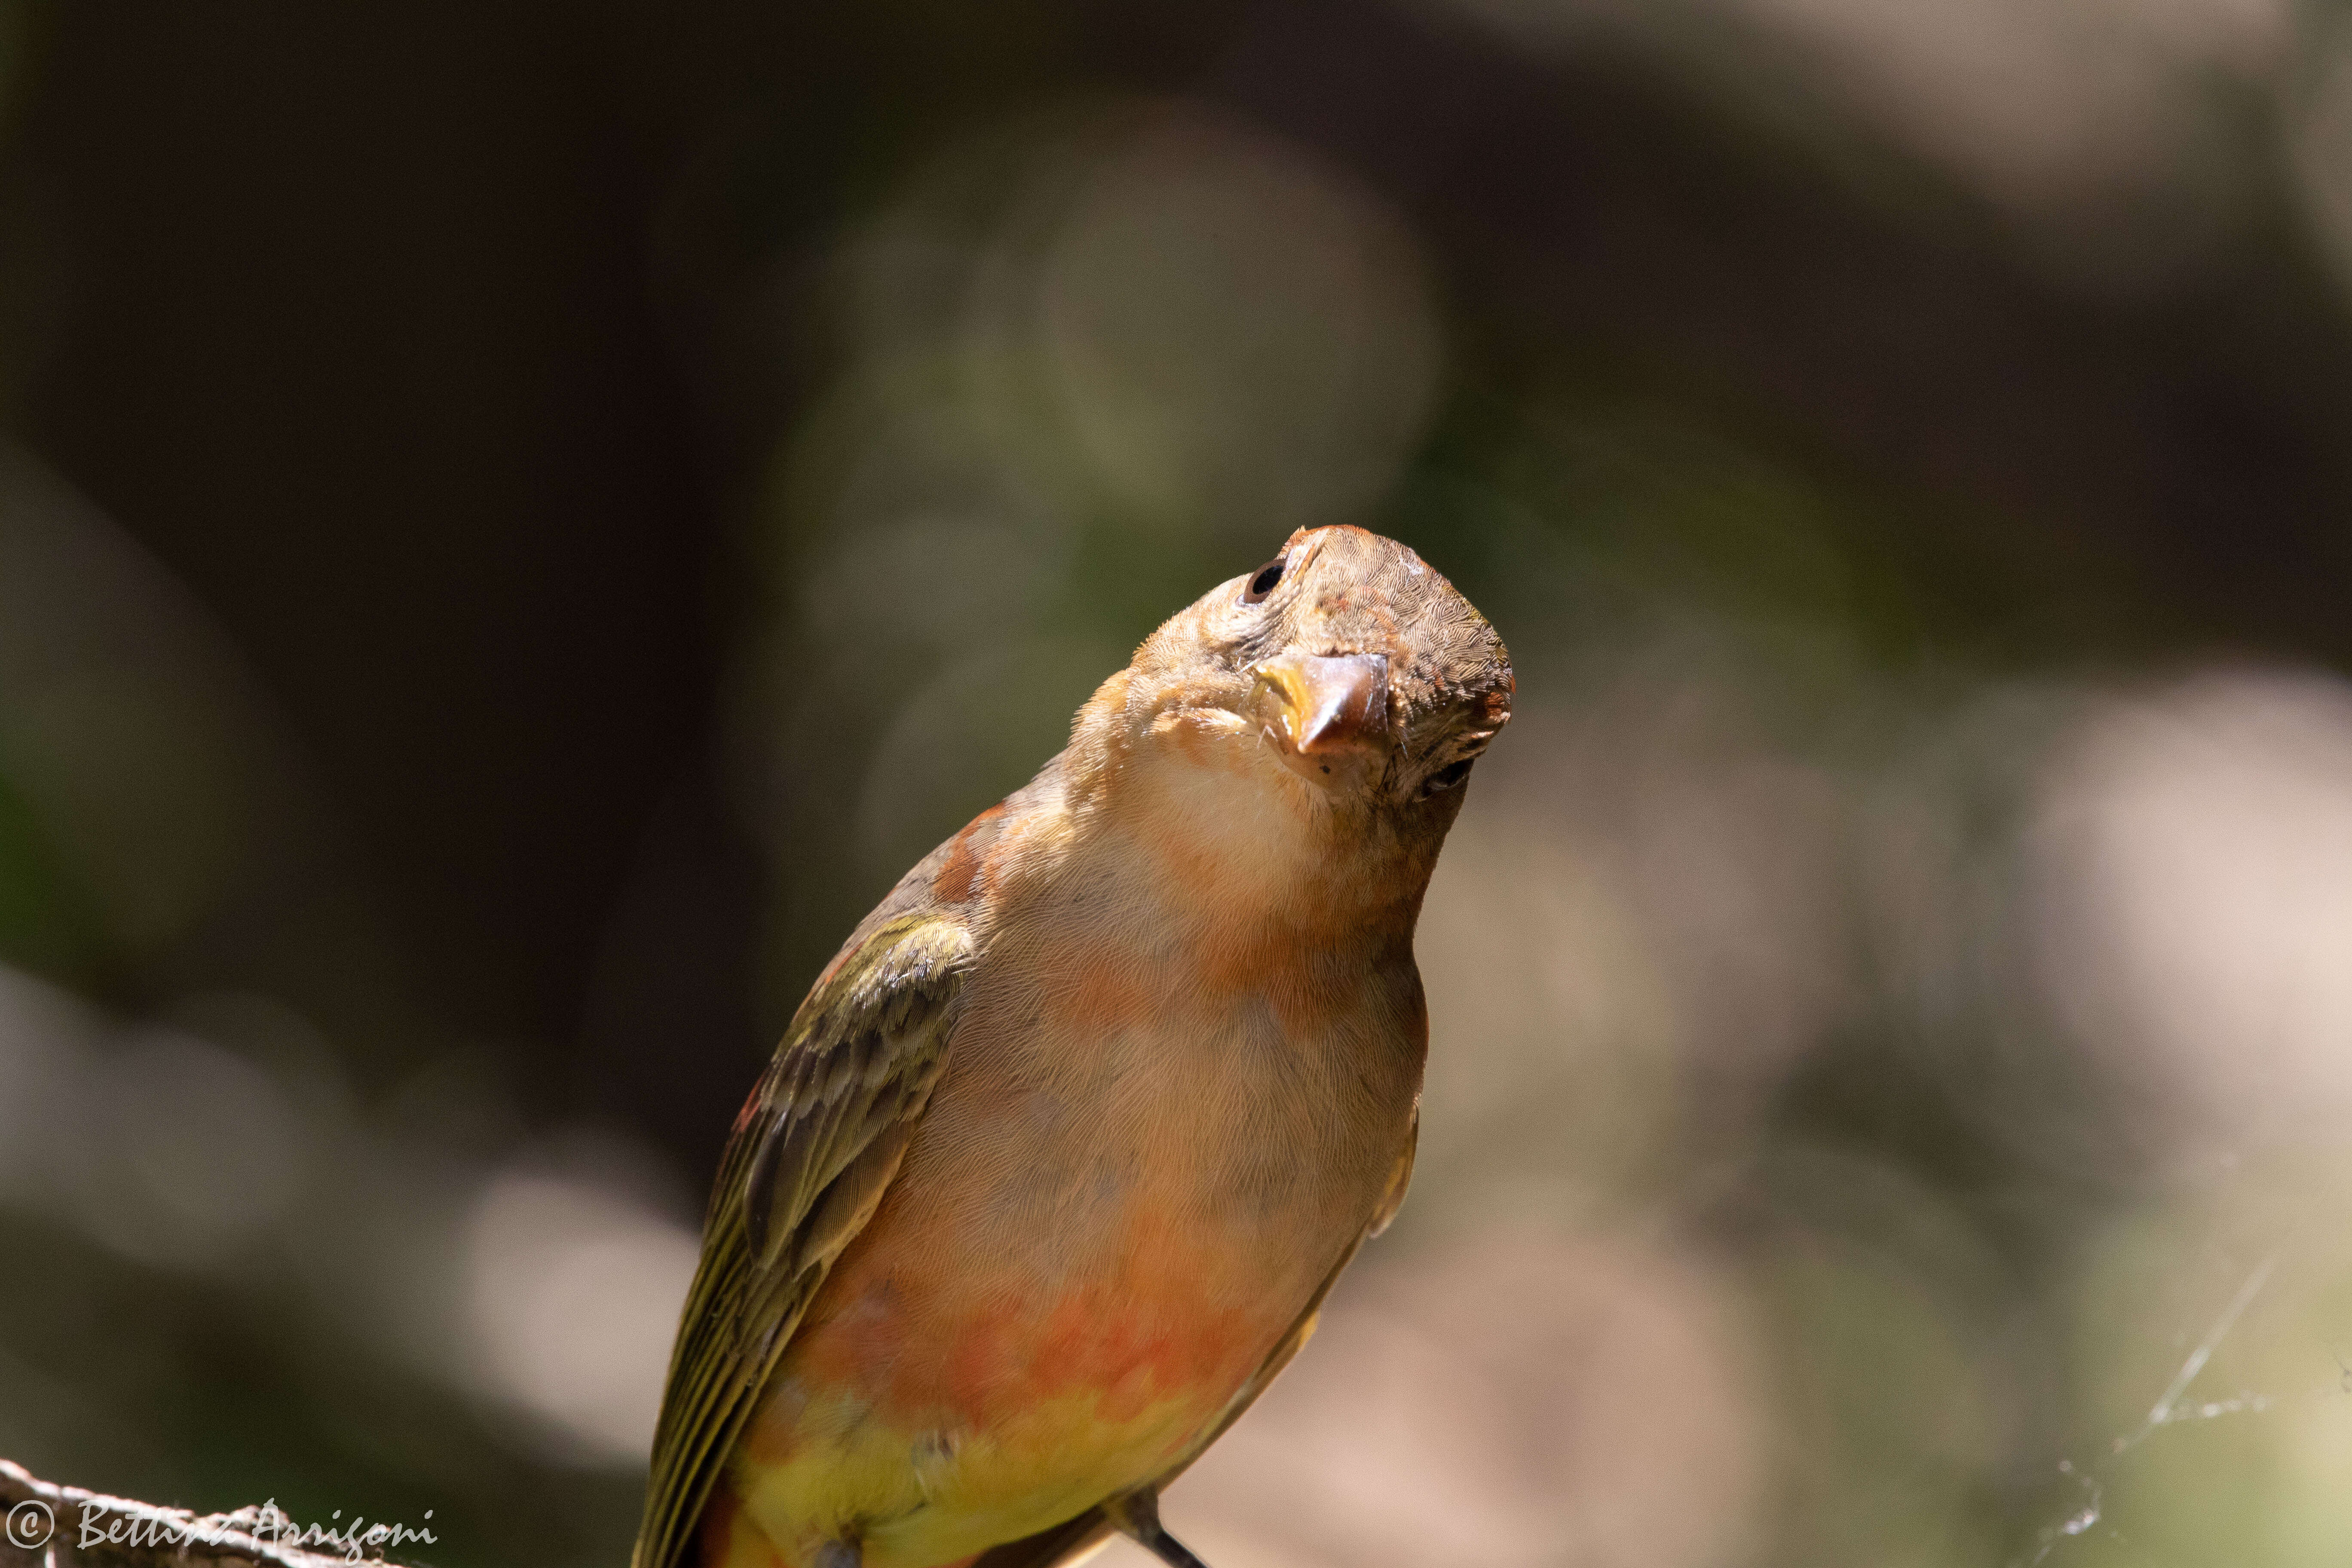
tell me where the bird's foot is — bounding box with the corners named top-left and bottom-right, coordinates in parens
top-left (814, 1541), bottom-right (861, 1568)
top-left (1103, 1491), bottom-right (1211, 1568)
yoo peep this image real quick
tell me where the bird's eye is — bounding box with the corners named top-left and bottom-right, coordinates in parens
top-left (1240, 555), bottom-right (1287, 605)
top-left (1420, 758), bottom-right (1475, 796)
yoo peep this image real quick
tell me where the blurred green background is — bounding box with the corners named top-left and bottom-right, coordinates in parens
top-left (4, 0), bottom-right (2352, 1564)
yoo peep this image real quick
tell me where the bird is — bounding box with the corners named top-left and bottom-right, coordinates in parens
top-left (634, 523), bottom-right (1513, 1568)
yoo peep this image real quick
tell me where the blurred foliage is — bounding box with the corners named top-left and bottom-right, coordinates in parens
top-left (6, 2), bottom-right (2352, 1568)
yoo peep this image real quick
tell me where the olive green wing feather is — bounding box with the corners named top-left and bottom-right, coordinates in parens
top-left (968, 1112), bottom-right (1419, 1568)
top-left (632, 913), bottom-right (975, 1568)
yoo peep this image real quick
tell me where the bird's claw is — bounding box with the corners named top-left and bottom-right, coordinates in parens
top-left (1104, 1491), bottom-right (1212, 1568)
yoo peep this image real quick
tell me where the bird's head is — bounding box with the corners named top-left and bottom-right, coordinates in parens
top-left (1083, 526), bottom-right (1513, 830)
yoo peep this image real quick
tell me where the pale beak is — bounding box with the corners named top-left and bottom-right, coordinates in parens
top-left (1251, 652), bottom-right (1392, 781)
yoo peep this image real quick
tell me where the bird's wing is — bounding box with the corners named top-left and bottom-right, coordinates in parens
top-left (632, 912), bottom-right (976, 1568)
top-left (968, 1111), bottom-right (1421, 1568)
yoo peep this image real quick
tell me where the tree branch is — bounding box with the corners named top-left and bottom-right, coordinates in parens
top-left (0, 1458), bottom-right (421, 1568)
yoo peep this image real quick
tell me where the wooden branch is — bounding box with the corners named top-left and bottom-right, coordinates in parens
top-left (0, 1459), bottom-right (425, 1568)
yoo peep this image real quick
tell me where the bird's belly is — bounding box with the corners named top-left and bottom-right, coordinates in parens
top-left (704, 903), bottom-right (1416, 1568)
top-left (708, 1188), bottom-right (1309, 1568)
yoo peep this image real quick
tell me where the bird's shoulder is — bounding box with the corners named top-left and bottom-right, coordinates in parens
top-left (825, 753), bottom-right (1078, 971)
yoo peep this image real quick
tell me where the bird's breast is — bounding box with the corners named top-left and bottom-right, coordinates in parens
top-left (719, 868), bottom-right (1423, 1568)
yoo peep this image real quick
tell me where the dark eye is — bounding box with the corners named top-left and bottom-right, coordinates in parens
top-left (1240, 554), bottom-right (1287, 605)
top-left (1420, 758), bottom-right (1475, 796)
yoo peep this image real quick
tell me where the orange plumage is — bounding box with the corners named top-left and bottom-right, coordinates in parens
top-left (636, 525), bottom-right (1512, 1568)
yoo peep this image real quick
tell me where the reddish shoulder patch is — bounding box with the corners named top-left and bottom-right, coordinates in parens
top-left (931, 801), bottom-right (1008, 904)
top-left (729, 1078), bottom-right (766, 1142)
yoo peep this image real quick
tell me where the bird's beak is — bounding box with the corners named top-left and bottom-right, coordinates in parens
top-left (1251, 652), bottom-right (1392, 784)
